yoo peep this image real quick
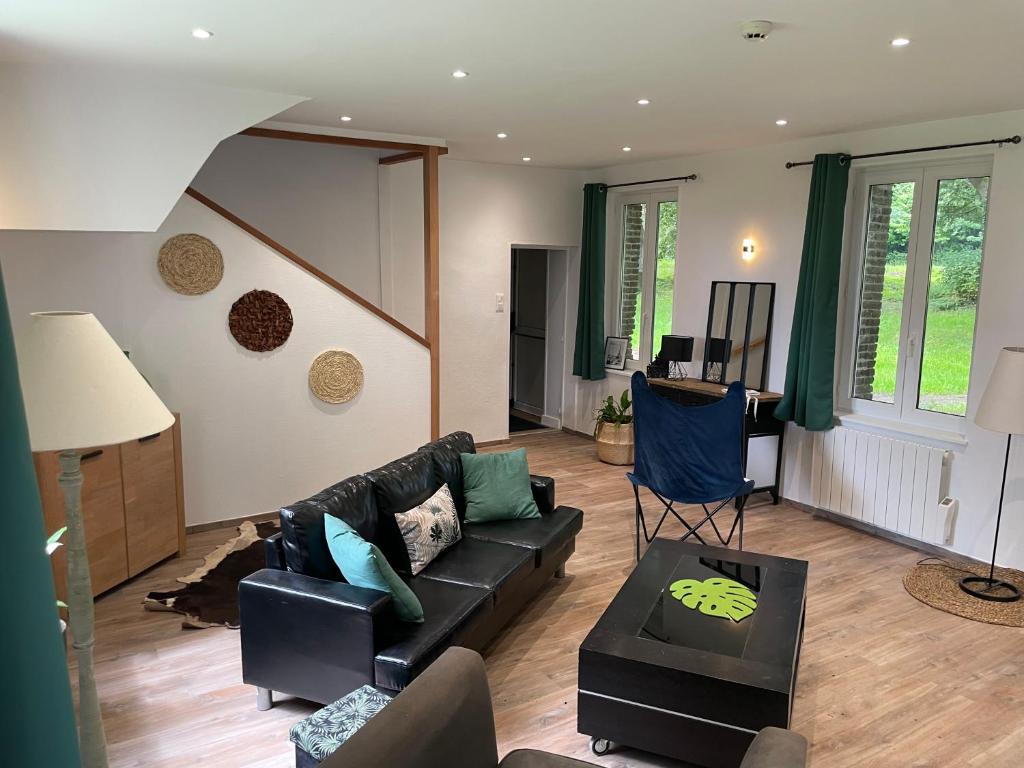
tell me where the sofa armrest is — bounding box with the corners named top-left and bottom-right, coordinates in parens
top-left (739, 728), bottom-right (808, 768)
top-left (529, 474), bottom-right (555, 514)
top-left (240, 568), bottom-right (392, 704)
top-left (263, 531), bottom-right (285, 570)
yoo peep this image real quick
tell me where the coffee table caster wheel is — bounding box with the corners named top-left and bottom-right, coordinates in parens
top-left (590, 737), bottom-right (612, 756)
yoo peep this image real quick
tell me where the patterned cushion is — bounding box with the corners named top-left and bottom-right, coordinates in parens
top-left (394, 483), bottom-right (462, 575)
top-left (289, 685), bottom-right (393, 761)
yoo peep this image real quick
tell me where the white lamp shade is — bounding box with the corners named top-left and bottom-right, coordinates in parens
top-left (17, 312), bottom-right (174, 451)
top-left (975, 346), bottom-right (1024, 435)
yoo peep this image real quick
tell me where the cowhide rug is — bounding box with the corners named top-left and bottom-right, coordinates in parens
top-left (144, 520), bottom-right (278, 629)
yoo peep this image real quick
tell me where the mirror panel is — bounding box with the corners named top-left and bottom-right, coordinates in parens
top-left (703, 281), bottom-right (775, 391)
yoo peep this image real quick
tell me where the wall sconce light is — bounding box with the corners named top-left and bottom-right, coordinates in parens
top-left (741, 238), bottom-right (756, 261)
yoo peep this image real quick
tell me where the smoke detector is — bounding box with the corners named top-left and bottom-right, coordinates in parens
top-left (741, 20), bottom-right (774, 41)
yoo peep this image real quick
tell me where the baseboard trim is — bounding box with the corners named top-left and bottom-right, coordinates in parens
top-left (785, 498), bottom-right (983, 566)
top-left (477, 438), bottom-right (512, 448)
top-left (186, 509), bottom-right (278, 534)
top-left (561, 426), bottom-right (594, 441)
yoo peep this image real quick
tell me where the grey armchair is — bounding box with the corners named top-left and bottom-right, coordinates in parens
top-left (321, 647), bottom-right (807, 768)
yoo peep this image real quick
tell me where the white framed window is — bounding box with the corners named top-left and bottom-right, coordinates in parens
top-left (609, 191), bottom-right (678, 367)
top-left (838, 159), bottom-right (992, 432)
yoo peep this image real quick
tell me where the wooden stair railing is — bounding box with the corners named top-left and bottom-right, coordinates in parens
top-left (183, 186), bottom-right (441, 438)
top-left (190, 126), bottom-right (443, 439)
top-left (184, 187), bottom-right (428, 347)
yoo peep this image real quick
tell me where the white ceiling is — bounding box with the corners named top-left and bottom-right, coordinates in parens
top-left (3, 1), bottom-right (1024, 168)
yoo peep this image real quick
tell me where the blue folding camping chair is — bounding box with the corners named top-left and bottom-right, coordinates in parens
top-left (628, 371), bottom-right (754, 561)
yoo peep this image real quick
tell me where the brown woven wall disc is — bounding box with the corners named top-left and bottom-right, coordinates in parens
top-left (228, 290), bottom-right (293, 352)
top-left (158, 234), bottom-right (224, 295)
top-left (309, 350), bottom-right (364, 404)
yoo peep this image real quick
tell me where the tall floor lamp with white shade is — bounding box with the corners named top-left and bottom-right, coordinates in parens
top-left (964, 346), bottom-right (1024, 603)
top-left (17, 312), bottom-right (174, 768)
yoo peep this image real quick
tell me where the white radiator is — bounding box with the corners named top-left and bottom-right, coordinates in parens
top-left (809, 427), bottom-right (952, 545)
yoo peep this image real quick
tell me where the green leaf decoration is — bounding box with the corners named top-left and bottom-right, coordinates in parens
top-left (669, 577), bottom-right (757, 623)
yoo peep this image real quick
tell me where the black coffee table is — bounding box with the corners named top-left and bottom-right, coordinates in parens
top-left (578, 540), bottom-right (807, 768)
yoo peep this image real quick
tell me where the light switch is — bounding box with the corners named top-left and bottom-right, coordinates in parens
top-left (496, 293), bottom-right (505, 312)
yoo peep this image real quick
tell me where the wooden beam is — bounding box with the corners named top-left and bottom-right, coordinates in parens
top-left (240, 127), bottom-right (446, 154)
top-left (184, 187), bottom-right (429, 348)
top-left (422, 146), bottom-right (441, 440)
top-left (379, 151), bottom-right (424, 165)
top-left (379, 148), bottom-right (448, 165)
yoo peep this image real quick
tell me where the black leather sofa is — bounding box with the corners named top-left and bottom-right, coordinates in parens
top-left (239, 431), bottom-right (584, 708)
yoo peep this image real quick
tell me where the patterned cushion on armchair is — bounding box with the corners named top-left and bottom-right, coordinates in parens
top-left (289, 685), bottom-right (393, 767)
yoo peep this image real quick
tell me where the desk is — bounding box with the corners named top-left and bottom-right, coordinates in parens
top-left (648, 378), bottom-right (785, 504)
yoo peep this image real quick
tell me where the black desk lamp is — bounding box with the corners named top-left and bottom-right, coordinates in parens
top-left (661, 335), bottom-right (694, 380)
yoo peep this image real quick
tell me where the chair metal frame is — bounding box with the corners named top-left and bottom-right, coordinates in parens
top-left (633, 484), bottom-right (747, 562)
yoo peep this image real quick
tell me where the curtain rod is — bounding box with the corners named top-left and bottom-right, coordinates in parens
top-left (601, 174), bottom-right (697, 189)
top-left (785, 135), bottom-right (1021, 169)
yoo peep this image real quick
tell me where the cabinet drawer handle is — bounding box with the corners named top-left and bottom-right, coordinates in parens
top-left (138, 433), bottom-right (161, 444)
top-left (80, 449), bottom-right (103, 462)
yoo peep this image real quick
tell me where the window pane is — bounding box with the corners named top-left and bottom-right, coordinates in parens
top-left (651, 201), bottom-right (677, 358)
top-left (618, 202), bottom-right (646, 360)
top-left (852, 182), bottom-right (914, 404)
top-left (917, 176), bottom-right (989, 416)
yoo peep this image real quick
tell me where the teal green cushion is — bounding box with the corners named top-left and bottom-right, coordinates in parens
top-left (461, 448), bottom-right (541, 524)
top-left (324, 515), bottom-right (424, 623)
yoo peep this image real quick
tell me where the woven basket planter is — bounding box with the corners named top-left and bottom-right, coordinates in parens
top-left (309, 350), bottom-right (364, 404)
top-left (595, 422), bottom-right (634, 465)
top-left (158, 234), bottom-right (223, 295)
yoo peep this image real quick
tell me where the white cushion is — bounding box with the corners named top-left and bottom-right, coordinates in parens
top-left (394, 483), bottom-right (462, 575)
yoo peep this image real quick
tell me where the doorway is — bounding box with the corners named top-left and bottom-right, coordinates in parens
top-left (509, 247), bottom-right (567, 433)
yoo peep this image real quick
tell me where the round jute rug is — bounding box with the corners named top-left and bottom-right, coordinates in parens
top-left (903, 559), bottom-right (1024, 627)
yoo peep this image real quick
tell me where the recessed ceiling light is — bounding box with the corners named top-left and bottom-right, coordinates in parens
top-left (637, 98), bottom-right (650, 106)
top-left (522, 156), bottom-right (532, 162)
top-left (622, 146), bottom-right (632, 152)
top-left (191, 28), bottom-right (212, 39)
top-left (891, 37), bottom-right (910, 47)
top-left (452, 69), bottom-right (469, 78)
top-left (775, 119), bottom-right (788, 126)
top-left (340, 115), bottom-right (353, 122)
top-left (497, 132), bottom-right (508, 139)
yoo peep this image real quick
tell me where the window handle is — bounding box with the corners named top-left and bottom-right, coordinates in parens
top-left (907, 334), bottom-right (917, 359)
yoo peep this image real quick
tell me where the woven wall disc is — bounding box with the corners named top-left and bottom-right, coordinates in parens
top-left (309, 350), bottom-right (364, 404)
top-left (158, 234), bottom-right (224, 295)
top-left (228, 290), bottom-right (293, 352)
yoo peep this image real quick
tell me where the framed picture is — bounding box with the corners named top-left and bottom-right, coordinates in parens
top-left (604, 336), bottom-right (628, 370)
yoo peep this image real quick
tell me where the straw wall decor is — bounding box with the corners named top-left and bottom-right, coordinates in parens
top-left (158, 234), bottom-right (224, 295)
top-left (309, 350), bottom-right (364, 404)
top-left (228, 290), bottom-right (293, 352)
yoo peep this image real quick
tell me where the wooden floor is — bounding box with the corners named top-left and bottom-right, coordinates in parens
top-left (82, 430), bottom-right (1023, 767)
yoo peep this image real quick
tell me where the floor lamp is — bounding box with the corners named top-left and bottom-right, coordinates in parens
top-left (962, 346), bottom-right (1024, 602)
top-left (17, 312), bottom-right (174, 768)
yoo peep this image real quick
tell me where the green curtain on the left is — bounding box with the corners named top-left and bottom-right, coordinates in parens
top-left (775, 153), bottom-right (850, 431)
top-left (0, 263), bottom-right (82, 766)
top-left (572, 183), bottom-right (608, 381)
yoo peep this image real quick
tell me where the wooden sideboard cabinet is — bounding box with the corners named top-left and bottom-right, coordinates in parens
top-left (35, 414), bottom-right (186, 601)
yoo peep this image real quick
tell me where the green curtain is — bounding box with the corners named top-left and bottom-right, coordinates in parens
top-left (775, 154), bottom-right (850, 431)
top-left (0, 264), bottom-right (82, 766)
top-left (572, 183), bottom-right (608, 380)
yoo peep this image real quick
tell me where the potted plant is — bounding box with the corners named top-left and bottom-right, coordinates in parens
top-left (593, 389), bottom-right (634, 465)
top-left (46, 527), bottom-right (68, 644)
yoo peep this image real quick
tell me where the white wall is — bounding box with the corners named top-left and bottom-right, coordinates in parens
top-left (1, 195), bottom-right (430, 526)
top-left (0, 63), bottom-right (302, 232)
top-left (383, 158), bottom-right (588, 442)
top-left (566, 108), bottom-right (1024, 568)
top-left (192, 135), bottom-right (384, 304)
top-left (378, 160), bottom-right (425, 335)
